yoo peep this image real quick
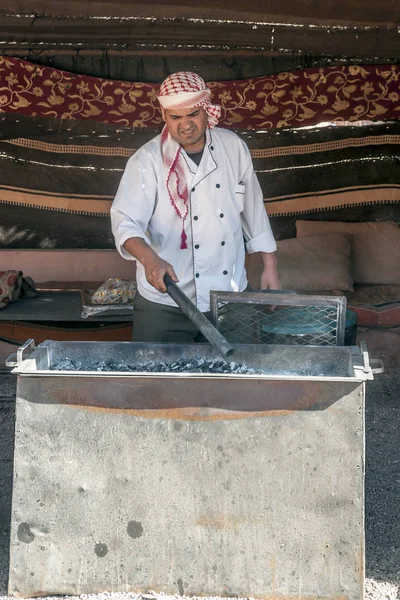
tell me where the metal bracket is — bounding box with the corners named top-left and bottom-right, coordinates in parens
top-left (5, 338), bottom-right (35, 368)
top-left (360, 340), bottom-right (370, 373)
top-left (353, 341), bottom-right (384, 378)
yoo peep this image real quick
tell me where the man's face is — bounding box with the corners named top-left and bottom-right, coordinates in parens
top-left (162, 106), bottom-right (208, 152)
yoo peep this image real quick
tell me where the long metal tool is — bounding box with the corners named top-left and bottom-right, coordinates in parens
top-left (163, 274), bottom-right (234, 357)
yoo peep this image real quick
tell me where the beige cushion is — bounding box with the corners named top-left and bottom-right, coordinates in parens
top-left (245, 234), bottom-right (353, 292)
top-left (296, 221), bottom-right (400, 285)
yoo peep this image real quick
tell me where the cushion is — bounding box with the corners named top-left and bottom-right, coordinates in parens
top-left (346, 283), bottom-right (400, 305)
top-left (296, 221), bottom-right (400, 285)
top-left (245, 234), bottom-right (353, 292)
top-left (345, 284), bottom-right (400, 327)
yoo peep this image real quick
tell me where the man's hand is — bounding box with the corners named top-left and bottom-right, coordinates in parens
top-left (142, 254), bottom-right (178, 293)
top-left (260, 251), bottom-right (281, 290)
top-left (123, 237), bottom-right (178, 293)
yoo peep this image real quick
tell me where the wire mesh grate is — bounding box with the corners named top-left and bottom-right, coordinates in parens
top-left (210, 292), bottom-right (347, 346)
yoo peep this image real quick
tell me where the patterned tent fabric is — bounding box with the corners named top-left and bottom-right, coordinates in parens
top-left (0, 118), bottom-right (399, 249)
top-left (0, 57), bottom-right (398, 250)
top-left (0, 56), bottom-right (399, 129)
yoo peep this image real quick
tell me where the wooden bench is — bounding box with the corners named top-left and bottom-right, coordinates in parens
top-left (0, 291), bottom-right (132, 323)
top-left (0, 291), bottom-right (134, 357)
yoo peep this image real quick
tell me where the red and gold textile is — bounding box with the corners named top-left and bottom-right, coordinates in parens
top-left (0, 56), bottom-right (398, 130)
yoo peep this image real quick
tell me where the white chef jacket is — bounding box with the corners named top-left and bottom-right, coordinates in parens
top-left (111, 127), bottom-right (277, 312)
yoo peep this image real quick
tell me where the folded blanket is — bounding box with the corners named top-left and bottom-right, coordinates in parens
top-left (0, 270), bottom-right (37, 309)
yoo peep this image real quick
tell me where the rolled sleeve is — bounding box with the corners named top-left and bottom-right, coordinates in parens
top-left (239, 142), bottom-right (277, 254)
top-left (110, 209), bottom-right (151, 260)
top-left (246, 232), bottom-right (277, 254)
top-left (110, 150), bottom-right (157, 260)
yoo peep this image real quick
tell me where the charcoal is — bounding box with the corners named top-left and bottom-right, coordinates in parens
top-left (51, 356), bottom-right (259, 375)
top-left (52, 358), bottom-right (82, 371)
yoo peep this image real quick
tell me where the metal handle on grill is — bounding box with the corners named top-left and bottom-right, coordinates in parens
top-left (5, 338), bottom-right (35, 368)
top-left (370, 358), bottom-right (384, 374)
top-left (163, 274), bottom-right (234, 357)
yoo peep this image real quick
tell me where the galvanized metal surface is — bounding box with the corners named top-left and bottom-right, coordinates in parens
top-left (11, 340), bottom-right (360, 379)
top-left (8, 341), bottom-right (366, 599)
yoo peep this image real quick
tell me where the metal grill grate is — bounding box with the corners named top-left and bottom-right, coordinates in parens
top-left (210, 291), bottom-right (347, 346)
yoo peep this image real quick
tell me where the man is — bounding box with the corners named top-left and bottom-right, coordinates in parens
top-left (111, 71), bottom-right (280, 342)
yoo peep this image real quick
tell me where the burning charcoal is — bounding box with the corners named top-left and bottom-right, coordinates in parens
top-left (51, 355), bottom-right (261, 375)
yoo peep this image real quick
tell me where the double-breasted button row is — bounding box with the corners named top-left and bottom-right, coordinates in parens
top-left (194, 242), bottom-right (225, 249)
top-left (194, 270), bottom-right (227, 277)
top-left (192, 181), bottom-right (219, 191)
top-left (192, 214), bottom-right (224, 220)
top-left (194, 242), bottom-right (226, 250)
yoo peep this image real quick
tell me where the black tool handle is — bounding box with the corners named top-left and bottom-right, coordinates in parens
top-left (164, 274), bottom-right (234, 357)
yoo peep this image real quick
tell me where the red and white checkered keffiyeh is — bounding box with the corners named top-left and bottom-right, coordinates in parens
top-left (158, 72), bottom-right (221, 127)
top-left (157, 72), bottom-right (221, 249)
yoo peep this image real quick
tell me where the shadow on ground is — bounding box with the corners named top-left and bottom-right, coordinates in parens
top-left (365, 369), bottom-right (400, 582)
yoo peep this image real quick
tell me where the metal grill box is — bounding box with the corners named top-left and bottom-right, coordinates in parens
top-left (7, 340), bottom-right (380, 599)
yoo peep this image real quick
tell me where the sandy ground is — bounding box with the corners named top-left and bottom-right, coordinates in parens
top-left (0, 368), bottom-right (399, 600)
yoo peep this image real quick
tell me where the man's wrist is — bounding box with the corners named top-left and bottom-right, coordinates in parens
top-left (123, 237), bottom-right (156, 267)
top-left (137, 247), bottom-right (158, 269)
top-left (260, 251), bottom-right (278, 267)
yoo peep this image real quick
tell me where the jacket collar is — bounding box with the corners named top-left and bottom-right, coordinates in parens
top-left (181, 128), bottom-right (218, 187)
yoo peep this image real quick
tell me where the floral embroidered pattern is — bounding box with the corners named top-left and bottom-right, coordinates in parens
top-left (0, 57), bottom-right (398, 129)
top-left (0, 270), bottom-right (22, 308)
